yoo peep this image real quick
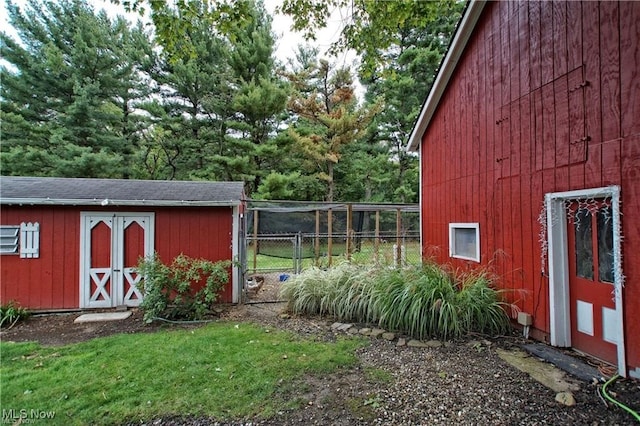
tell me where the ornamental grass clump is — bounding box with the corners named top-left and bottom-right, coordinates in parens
top-left (281, 262), bottom-right (513, 340)
top-left (280, 262), bottom-right (365, 317)
top-left (374, 265), bottom-right (513, 340)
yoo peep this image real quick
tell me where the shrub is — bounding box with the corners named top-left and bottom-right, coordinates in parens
top-left (136, 253), bottom-right (231, 323)
top-left (281, 262), bottom-right (514, 340)
top-left (0, 300), bottom-right (29, 328)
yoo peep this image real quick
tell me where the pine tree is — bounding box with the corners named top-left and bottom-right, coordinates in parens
top-left (285, 48), bottom-right (380, 202)
top-left (1, 0), bottom-right (153, 177)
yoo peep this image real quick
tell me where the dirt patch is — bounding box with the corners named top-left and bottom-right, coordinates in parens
top-left (2, 304), bottom-right (639, 425)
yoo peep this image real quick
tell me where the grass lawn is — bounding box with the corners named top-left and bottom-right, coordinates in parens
top-left (247, 241), bottom-right (421, 271)
top-left (1, 322), bottom-right (366, 425)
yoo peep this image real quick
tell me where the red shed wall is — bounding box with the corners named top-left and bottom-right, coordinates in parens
top-left (1, 205), bottom-right (235, 309)
top-left (420, 1), bottom-right (639, 368)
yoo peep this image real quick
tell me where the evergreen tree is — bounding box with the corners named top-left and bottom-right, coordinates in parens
top-left (138, 0), bottom-right (287, 189)
top-left (284, 47), bottom-right (380, 202)
top-left (227, 0), bottom-right (289, 194)
top-left (1, 0), bottom-right (153, 177)
top-left (360, 2), bottom-right (463, 202)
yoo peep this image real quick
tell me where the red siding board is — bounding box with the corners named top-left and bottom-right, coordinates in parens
top-left (621, 135), bottom-right (640, 369)
top-left (529, 1), bottom-right (542, 90)
top-left (540, 2), bottom-right (555, 86)
top-left (599, 1), bottom-right (621, 143)
top-left (583, 1), bottom-right (602, 145)
top-left (620, 1), bottom-right (640, 137)
top-left (566, 2), bottom-right (583, 71)
top-left (518, 3), bottom-right (531, 101)
top-left (541, 83), bottom-right (556, 171)
top-left (601, 139), bottom-right (622, 186)
top-left (499, 0), bottom-right (511, 106)
top-left (0, 205), bottom-right (236, 308)
top-left (552, 1), bottom-right (568, 80)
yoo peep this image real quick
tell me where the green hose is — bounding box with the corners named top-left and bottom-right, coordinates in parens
top-left (601, 374), bottom-right (640, 423)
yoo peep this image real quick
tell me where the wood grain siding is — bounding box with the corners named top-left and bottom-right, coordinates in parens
top-left (1, 205), bottom-right (236, 309)
top-left (420, 0), bottom-right (640, 360)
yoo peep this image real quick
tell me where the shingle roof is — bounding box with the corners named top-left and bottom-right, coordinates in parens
top-left (0, 176), bottom-right (245, 206)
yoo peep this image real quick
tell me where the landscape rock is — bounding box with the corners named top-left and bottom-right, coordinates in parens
top-left (555, 391), bottom-right (576, 406)
top-left (407, 340), bottom-right (428, 348)
top-left (337, 323), bottom-right (354, 332)
top-left (382, 332), bottom-right (395, 341)
top-left (359, 328), bottom-right (372, 336)
top-left (369, 328), bottom-right (386, 339)
top-left (396, 338), bottom-right (406, 347)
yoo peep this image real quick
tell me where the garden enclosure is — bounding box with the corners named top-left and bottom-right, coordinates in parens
top-left (242, 201), bottom-right (420, 302)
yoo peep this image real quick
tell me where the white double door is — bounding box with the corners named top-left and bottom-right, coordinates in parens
top-left (80, 212), bottom-right (154, 309)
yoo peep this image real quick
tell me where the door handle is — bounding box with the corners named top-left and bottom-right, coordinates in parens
top-left (113, 269), bottom-right (121, 272)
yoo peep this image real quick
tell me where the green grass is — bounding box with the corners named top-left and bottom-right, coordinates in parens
top-left (0, 322), bottom-right (366, 425)
top-left (246, 241), bottom-right (421, 271)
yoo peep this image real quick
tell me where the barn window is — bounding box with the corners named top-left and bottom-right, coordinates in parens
top-left (449, 223), bottom-right (480, 262)
top-left (0, 226), bottom-right (20, 254)
top-left (0, 223), bottom-right (40, 258)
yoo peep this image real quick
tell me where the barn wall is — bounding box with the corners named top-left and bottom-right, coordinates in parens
top-left (1, 206), bottom-right (80, 310)
top-left (421, 1), bottom-right (639, 367)
top-left (1, 205), bottom-right (236, 309)
top-left (154, 207), bottom-right (235, 303)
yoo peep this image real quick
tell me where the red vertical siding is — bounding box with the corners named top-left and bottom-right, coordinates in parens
top-left (1, 205), bottom-right (237, 309)
top-left (154, 207), bottom-right (234, 303)
top-left (620, 2), bottom-right (640, 138)
top-left (1, 207), bottom-right (80, 309)
top-left (420, 1), bottom-right (640, 367)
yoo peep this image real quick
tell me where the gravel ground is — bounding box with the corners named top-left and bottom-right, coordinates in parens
top-left (3, 303), bottom-right (639, 425)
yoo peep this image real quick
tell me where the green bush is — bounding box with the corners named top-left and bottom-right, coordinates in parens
top-left (280, 262), bottom-right (514, 340)
top-left (136, 253), bottom-right (231, 323)
top-left (0, 300), bottom-right (29, 328)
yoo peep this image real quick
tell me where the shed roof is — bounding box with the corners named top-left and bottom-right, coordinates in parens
top-left (406, 0), bottom-right (486, 152)
top-left (0, 176), bottom-right (245, 207)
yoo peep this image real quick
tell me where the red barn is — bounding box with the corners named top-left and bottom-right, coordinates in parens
top-left (1, 177), bottom-right (245, 310)
top-left (408, 1), bottom-right (639, 378)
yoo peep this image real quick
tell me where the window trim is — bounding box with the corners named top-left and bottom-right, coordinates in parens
top-left (448, 222), bottom-right (480, 262)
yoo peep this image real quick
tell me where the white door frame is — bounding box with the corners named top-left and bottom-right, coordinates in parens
top-left (80, 212), bottom-right (155, 309)
top-left (545, 185), bottom-right (625, 376)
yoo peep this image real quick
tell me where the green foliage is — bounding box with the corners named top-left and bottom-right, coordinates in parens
top-left (0, 322), bottom-right (365, 424)
top-left (136, 253), bottom-right (231, 323)
top-left (1, 0), bottom-right (153, 178)
top-left (280, 263), bottom-right (513, 340)
top-left (0, 301), bottom-right (29, 328)
top-left (284, 50), bottom-right (381, 201)
top-left (279, 0), bottom-right (464, 77)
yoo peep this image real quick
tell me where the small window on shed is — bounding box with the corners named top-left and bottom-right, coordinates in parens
top-left (0, 223), bottom-right (40, 258)
top-left (0, 226), bottom-right (20, 254)
top-left (449, 223), bottom-right (480, 262)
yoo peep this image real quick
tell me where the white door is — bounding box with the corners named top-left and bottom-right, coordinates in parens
top-left (80, 213), bottom-right (154, 308)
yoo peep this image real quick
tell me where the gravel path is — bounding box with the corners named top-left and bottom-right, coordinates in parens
top-left (205, 303), bottom-right (638, 425)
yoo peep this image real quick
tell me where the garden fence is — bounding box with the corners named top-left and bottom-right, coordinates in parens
top-left (242, 201), bottom-right (421, 303)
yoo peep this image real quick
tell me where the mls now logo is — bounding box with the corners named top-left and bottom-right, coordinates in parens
top-left (2, 409), bottom-right (56, 423)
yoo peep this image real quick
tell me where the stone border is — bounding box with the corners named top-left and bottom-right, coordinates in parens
top-left (329, 322), bottom-right (450, 349)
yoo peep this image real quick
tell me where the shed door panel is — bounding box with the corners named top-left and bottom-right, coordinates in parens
top-left (81, 213), bottom-right (153, 308)
top-left (121, 218), bottom-right (145, 305)
top-left (88, 218), bottom-right (114, 307)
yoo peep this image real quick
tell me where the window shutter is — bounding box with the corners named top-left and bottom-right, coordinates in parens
top-left (20, 222), bottom-right (40, 259)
